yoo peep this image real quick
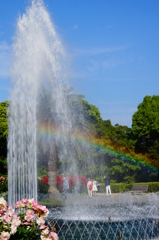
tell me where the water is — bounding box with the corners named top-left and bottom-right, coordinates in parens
top-left (8, 0), bottom-right (91, 207)
top-left (45, 193), bottom-right (159, 239)
top-left (48, 219), bottom-right (159, 240)
top-left (7, 0), bottom-right (159, 239)
top-left (7, 0), bottom-right (67, 207)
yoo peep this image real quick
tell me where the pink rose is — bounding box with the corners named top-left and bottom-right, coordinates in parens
top-left (36, 216), bottom-right (45, 225)
top-left (0, 197), bottom-right (7, 212)
top-left (0, 231), bottom-right (10, 240)
top-left (25, 210), bottom-right (34, 222)
top-left (40, 224), bottom-right (47, 230)
top-left (49, 232), bottom-right (59, 240)
top-left (15, 200), bottom-right (25, 209)
top-left (12, 214), bottom-right (21, 227)
top-left (26, 198), bottom-right (35, 208)
top-left (33, 200), bottom-right (38, 209)
top-left (41, 227), bottom-right (49, 236)
top-left (3, 214), bottom-right (12, 224)
top-left (6, 206), bottom-right (14, 217)
top-left (34, 204), bottom-right (49, 217)
top-left (0, 210), bottom-right (5, 216)
top-left (22, 198), bottom-right (29, 206)
top-left (11, 224), bottom-right (17, 235)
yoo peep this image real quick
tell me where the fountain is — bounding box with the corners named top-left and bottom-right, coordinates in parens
top-left (7, 0), bottom-right (159, 239)
top-left (8, 0), bottom-right (71, 205)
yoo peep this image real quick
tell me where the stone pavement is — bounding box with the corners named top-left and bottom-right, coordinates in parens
top-left (63, 192), bottom-right (159, 207)
top-left (47, 192), bottom-right (159, 222)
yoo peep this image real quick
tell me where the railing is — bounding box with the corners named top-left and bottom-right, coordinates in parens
top-left (38, 192), bottom-right (159, 239)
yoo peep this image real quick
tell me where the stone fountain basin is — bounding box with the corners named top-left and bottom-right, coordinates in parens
top-left (45, 192), bottom-right (159, 222)
top-left (44, 193), bottom-right (159, 240)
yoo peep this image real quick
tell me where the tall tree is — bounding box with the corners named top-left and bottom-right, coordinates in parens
top-left (131, 95), bottom-right (159, 158)
top-left (37, 86), bottom-right (62, 201)
top-left (0, 101), bottom-right (9, 174)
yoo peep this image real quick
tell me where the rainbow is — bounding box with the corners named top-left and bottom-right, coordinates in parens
top-left (38, 122), bottom-right (159, 172)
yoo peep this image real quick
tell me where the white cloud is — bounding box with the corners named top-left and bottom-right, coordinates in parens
top-left (139, 55), bottom-right (145, 62)
top-left (86, 59), bottom-right (100, 72)
top-left (0, 41), bottom-right (11, 79)
top-left (105, 25), bottom-right (114, 29)
top-left (73, 24), bottom-right (78, 29)
top-left (85, 55), bottom-right (125, 72)
top-left (72, 45), bottom-right (127, 57)
top-left (102, 59), bottom-right (117, 68)
top-left (68, 70), bottom-right (89, 80)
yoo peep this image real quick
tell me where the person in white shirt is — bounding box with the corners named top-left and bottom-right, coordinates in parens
top-left (92, 179), bottom-right (98, 197)
top-left (104, 175), bottom-right (111, 195)
top-left (87, 178), bottom-right (92, 197)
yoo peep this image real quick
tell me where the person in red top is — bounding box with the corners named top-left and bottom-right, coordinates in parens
top-left (87, 178), bottom-right (92, 197)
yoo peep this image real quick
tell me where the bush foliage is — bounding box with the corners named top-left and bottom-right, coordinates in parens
top-left (99, 182), bottom-right (159, 193)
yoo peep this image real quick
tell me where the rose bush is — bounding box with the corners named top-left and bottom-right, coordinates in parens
top-left (0, 197), bottom-right (58, 240)
top-left (61, 175), bottom-right (88, 193)
top-left (38, 177), bottom-right (49, 194)
top-left (38, 175), bottom-right (88, 193)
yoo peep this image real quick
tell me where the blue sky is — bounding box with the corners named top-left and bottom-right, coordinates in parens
top-left (0, 0), bottom-right (159, 127)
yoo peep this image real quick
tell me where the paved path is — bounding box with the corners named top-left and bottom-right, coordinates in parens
top-left (47, 192), bottom-right (159, 222)
top-left (64, 192), bottom-right (158, 205)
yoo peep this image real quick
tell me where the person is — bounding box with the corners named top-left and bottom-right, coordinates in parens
top-left (87, 178), bottom-right (92, 197)
top-left (63, 177), bottom-right (69, 199)
top-left (104, 175), bottom-right (111, 196)
top-left (96, 181), bottom-right (100, 192)
top-left (92, 179), bottom-right (98, 196)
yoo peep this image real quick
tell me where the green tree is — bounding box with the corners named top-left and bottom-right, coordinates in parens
top-left (81, 99), bottom-right (102, 125)
top-left (37, 86), bottom-right (62, 200)
top-left (96, 119), bottom-right (113, 138)
top-left (110, 158), bottom-right (140, 183)
top-left (37, 86), bottom-right (97, 195)
top-left (131, 95), bottom-right (159, 158)
top-left (0, 101), bottom-right (9, 174)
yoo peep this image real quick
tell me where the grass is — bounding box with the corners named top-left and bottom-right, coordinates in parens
top-left (38, 198), bottom-right (65, 206)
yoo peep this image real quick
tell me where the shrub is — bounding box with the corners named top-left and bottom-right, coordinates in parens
top-left (37, 167), bottom-right (47, 178)
top-left (38, 177), bottom-right (49, 193)
top-left (100, 183), bottom-right (132, 193)
top-left (100, 182), bottom-right (159, 193)
top-left (148, 182), bottom-right (159, 192)
top-left (111, 183), bottom-right (133, 193)
top-left (57, 175), bottom-right (88, 193)
top-left (38, 175), bottom-right (88, 194)
top-left (133, 182), bottom-right (159, 193)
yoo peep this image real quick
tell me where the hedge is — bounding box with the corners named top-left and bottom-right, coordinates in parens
top-left (99, 182), bottom-right (159, 193)
top-left (133, 182), bottom-right (159, 193)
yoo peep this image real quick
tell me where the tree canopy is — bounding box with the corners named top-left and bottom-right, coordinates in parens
top-left (0, 101), bottom-right (9, 173)
top-left (132, 95), bottom-right (159, 158)
top-left (0, 94), bottom-right (159, 182)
